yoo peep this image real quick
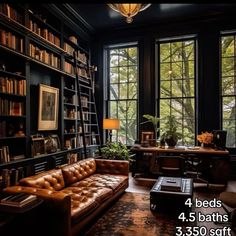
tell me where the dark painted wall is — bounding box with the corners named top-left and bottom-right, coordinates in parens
top-left (92, 14), bottom-right (236, 145)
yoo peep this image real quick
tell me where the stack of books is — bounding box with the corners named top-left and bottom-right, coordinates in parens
top-left (0, 193), bottom-right (37, 207)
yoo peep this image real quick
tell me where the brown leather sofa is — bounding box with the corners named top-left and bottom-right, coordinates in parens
top-left (4, 158), bottom-right (129, 236)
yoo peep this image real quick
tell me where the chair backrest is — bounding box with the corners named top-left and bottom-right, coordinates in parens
top-left (158, 155), bottom-right (185, 177)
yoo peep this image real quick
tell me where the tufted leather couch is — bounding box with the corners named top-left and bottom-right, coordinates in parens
top-left (4, 158), bottom-right (129, 236)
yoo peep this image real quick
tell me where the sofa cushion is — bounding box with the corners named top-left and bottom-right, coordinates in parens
top-left (19, 169), bottom-right (65, 191)
top-left (61, 158), bottom-right (96, 186)
top-left (70, 174), bottom-right (128, 194)
top-left (61, 186), bottom-right (112, 222)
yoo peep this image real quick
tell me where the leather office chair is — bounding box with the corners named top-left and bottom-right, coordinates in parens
top-left (216, 191), bottom-right (236, 231)
top-left (157, 155), bottom-right (185, 177)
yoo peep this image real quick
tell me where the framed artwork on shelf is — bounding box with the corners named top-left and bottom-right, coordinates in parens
top-left (38, 84), bottom-right (59, 131)
top-left (141, 131), bottom-right (154, 143)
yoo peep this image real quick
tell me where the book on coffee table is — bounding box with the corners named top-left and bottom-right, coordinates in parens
top-left (160, 177), bottom-right (183, 192)
top-left (0, 193), bottom-right (37, 207)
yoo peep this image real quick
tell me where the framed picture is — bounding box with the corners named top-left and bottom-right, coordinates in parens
top-left (38, 84), bottom-right (59, 131)
top-left (141, 131), bottom-right (154, 143)
top-left (31, 134), bottom-right (45, 157)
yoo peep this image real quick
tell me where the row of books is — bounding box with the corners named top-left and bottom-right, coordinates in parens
top-left (29, 43), bottom-right (61, 69)
top-left (0, 77), bottom-right (26, 96)
top-left (77, 67), bottom-right (90, 79)
top-left (75, 50), bottom-right (87, 65)
top-left (64, 61), bottom-right (75, 76)
top-left (0, 146), bottom-right (10, 163)
top-left (1, 167), bottom-right (24, 188)
top-left (64, 135), bottom-right (83, 149)
top-left (0, 29), bottom-right (24, 53)
top-left (0, 4), bottom-right (24, 25)
top-left (29, 19), bottom-right (61, 48)
top-left (0, 192), bottom-right (37, 207)
top-left (0, 98), bottom-right (24, 116)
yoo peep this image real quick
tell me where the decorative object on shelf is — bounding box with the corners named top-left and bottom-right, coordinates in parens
top-left (107, 3), bottom-right (151, 23)
top-left (142, 114), bottom-right (160, 145)
top-left (197, 131), bottom-right (213, 148)
top-left (141, 131), bottom-right (154, 147)
top-left (44, 135), bottom-right (60, 154)
top-left (38, 84), bottom-right (59, 131)
top-left (160, 115), bottom-right (181, 148)
top-left (103, 118), bottom-right (120, 142)
top-left (99, 141), bottom-right (130, 160)
top-left (31, 134), bottom-right (45, 157)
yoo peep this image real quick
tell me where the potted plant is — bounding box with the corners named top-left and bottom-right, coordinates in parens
top-left (98, 141), bottom-right (131, 160)
top-left (160, 115), bottom-right (181, 147)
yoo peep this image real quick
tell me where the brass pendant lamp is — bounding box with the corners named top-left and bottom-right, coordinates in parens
top-left (108, 3), bottom-right (151, 23)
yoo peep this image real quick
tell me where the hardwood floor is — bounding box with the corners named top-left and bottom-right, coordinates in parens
top-left (126, 172), bottom-right (236, 194)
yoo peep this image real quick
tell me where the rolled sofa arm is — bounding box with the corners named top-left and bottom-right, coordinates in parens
top-left (4, 186), bottom-right (71, 236)
top-left (95, 159), bottom-right (129, 175)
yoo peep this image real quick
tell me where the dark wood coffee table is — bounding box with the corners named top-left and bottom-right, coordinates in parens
top-left (150, 176), bottom-right (193, 212)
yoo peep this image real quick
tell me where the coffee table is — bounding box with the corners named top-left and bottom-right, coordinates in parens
top-left (150, 176), bottom-right (193, 212)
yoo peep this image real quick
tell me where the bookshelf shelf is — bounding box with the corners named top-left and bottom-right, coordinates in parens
top-left (0, 3), bottom-right (100, 191)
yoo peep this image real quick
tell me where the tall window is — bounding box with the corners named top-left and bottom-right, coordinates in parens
top-left (106, 44), bottom-right (138, 145)
top-left (157, 37), bottom-right (196, 146)
top-left (221, 33), bottom-right (236, 147)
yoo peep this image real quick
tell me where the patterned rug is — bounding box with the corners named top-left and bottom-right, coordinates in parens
top-left (83, 189), bottom-right (233, 236)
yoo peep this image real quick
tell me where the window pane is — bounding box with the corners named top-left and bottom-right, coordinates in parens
top-left (119, 48), bottom-right (128, 66)
top-left (110, 67), bottom-right (119, 83)
top-left (128, 47), bottom-right (137, 65)
top-left (160, 80), bottom-right (171, 98)
top-left (109, 101), bottom-right (117, 117)
top-left (110, 49), bottom-right (119, 67)
top-left (221, 36), bottom-right (234, 57)
top-left (171, 62), bottom-right (182, 79)
top-left (128, 83), bottom-right (137, 99)
top-left (172, 80), bottom-right (182, 97)
top-left (221, 35), bottom-right (236, 147)
top-left (183, 79), bottom-right (194, 97)
top-left (119, 83), bottom-right (128, 99)
top-left (128, 66), bottom-right (137, 82)
top-left (110, 84), bottom-right (118, 100)
top-left (222, 77), bottom-right (235, 95)
top-left (158, 38), bottom-right (195, 146)
top-left (160, 63), bottom-right (171, 80)
top-left (160, 43), bottom-right (170, 62)
top-left (119, 66), bottom-right (128, 82)
top-left (107, 45), bottom-right (138, 144)
top-left (222, 57), bottom-right (234, 77)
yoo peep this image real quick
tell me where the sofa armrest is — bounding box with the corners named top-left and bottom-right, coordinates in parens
top-left (4, 186), bottom-right (71, 236)
top-left (4, 186), bottom-right (69, 202)
top-left (95, 159), bottom-right (129, 175)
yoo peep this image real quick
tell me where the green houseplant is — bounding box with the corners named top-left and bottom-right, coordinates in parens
top-left (160, 115), bottom-right (181, 147)
top-left (99, 141), bottom-right (130, 160)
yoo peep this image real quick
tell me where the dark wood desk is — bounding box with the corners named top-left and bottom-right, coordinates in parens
top-left (130, 146), bottom-right (230, 184)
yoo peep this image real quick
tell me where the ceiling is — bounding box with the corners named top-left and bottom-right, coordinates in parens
top-left (65, 3), bottom-right (236, 34)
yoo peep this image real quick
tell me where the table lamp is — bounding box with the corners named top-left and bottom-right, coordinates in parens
top-left (103, 118), bottom-right (120, 142)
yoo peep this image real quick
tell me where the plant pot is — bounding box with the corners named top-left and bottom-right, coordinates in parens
top-left (165, 137), bottom-right (177, 147)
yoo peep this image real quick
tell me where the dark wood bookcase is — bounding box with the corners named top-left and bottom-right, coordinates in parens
top-left (0, 3), bottom-right (101, 190)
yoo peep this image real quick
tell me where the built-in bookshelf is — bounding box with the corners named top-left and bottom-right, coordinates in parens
top-left (0, 3), bottom-right (101, 190)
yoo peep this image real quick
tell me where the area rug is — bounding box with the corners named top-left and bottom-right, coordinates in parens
top-left (83, 190), bottom-right (231, 236)
top-left (83, 192), bottom-right (177, 236)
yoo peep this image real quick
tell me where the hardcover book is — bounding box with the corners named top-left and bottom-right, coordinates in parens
top-left (160, 177), bottom-right (183, 192)
top-left (0, 193), bottom-right (37, 207)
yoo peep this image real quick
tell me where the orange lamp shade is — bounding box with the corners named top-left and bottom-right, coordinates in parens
top-left (103, 119), bottom-right (120, 130)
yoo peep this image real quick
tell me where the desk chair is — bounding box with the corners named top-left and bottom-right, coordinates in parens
top-left (215, 191), bottom-right (236, 231)
top-left (157, 155), bottom-right (185, 177)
